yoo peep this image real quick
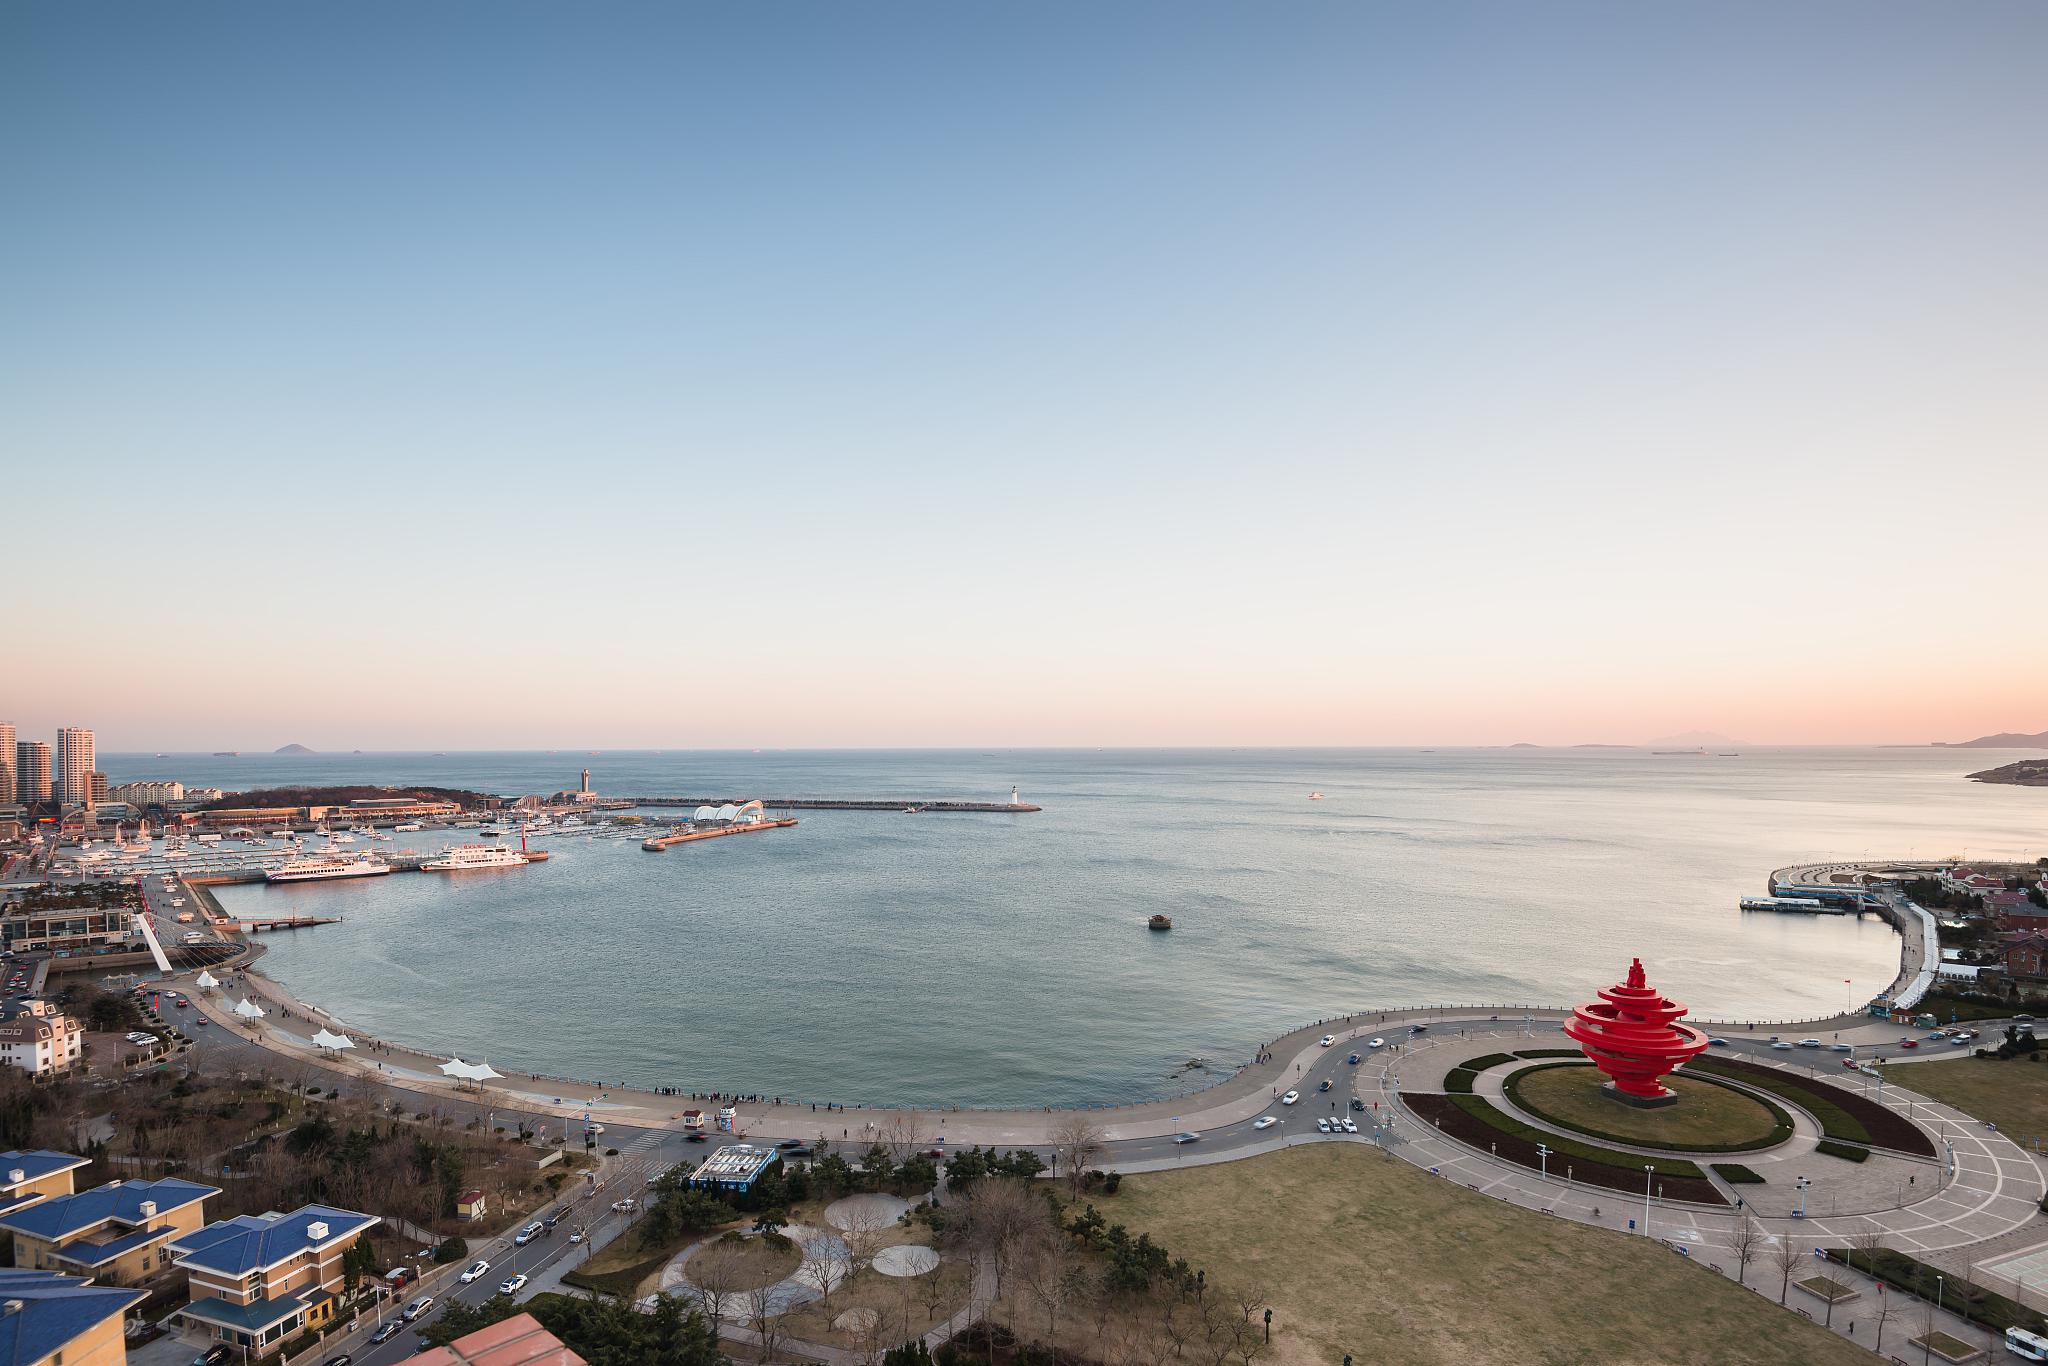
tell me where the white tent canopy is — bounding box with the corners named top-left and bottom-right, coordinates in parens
top-left (439, 1059), bottom-right (503, 1083)
top-left (311, 1029), bottom-right (355, 1051)
top-left (233, 998), bottom-right (266, 1019)
top-left (194, 970), bottom-right (220, 989)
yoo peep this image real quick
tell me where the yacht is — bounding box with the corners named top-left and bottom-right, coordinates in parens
top-left (393, 823), bottom-right (422, 833)
top-left (421, 844), bottom-right (530, 872)
top-left (326, 831), bottom-right (356, 845)
top-left (268, 854), bottom-right (393, 883)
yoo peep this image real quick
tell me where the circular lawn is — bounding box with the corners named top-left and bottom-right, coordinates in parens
top-left (1506, 1061), bottom-right (1789, 1153)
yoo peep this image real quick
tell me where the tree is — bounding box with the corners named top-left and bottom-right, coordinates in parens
top-left (797, 1229), bottom-right (843, 1310)
top-left (1873, 1283), bottom-right (1898, 1355)
top-left (885, 1343), bottom-right (936, 1366)
top-left (1848, 1230), bottom-right (1886, 1279)
top-left (1770, 1236), bottom-right (1802, 1306)
top-left (686, 1239), bottom-right (750, 1338)
top-left (1729, 1216), bottom-right (1762, 1286)
top-left (1020, 1231), bottom-right (1083, 1365)
top-left (840, 1204), bottom-right (892, 1279)
top-left (884, 1113), bottom-right (928, 1164)
top-left (421, 1294), bottom-right (520, 1346)
top-left (1049, 1118), bottom-right (1106, 1198)
top-left (945, 1177), bottom-right (1048, 1299)
top-left (746, 1282), bottom-right (786, 1364)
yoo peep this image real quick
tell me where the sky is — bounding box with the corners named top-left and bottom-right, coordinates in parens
top-left (4, 2), bottom-right (2045, 750)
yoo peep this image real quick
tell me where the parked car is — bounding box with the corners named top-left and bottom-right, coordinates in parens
top-left (1280, 1091), bottom-right (1300, 1106)
top-left (319, 1354), bottom-right (353, 1366)
top-left (568, 1228), bottom-right (586, 1243)
top-left (369, 1322), bottom-right (402, 1344)
top-left (192, 1347), bottom-right (235, 1366)
top-left (499, 1274), bottom-right (529, 1296)
top-left (1315, 1118), bottom-right (1331, 1132)
top-left (1341, 1119), bottom-right (1358, 1133)
top-left (402, 1296), bottom-right (434, 1321)
top-left (1770, 1041), bottom-right (1793, 1050)
top-left (1252, 1116), bottom-right (1277, 1130)
top-left (384, 1267), bottom-right (414, 1288)
top-left (1350, 1098), bottom-right (1366, 1112)
top-left (459, 1260), bottom-right (490, 1284)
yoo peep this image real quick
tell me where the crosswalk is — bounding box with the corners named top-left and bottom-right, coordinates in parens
top-left (621, 1130), bottom-right (665, 1153)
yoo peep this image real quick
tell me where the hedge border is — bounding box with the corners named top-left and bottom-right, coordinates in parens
top-left (1502, 1061), bottom-right (1795, 1154)
top-left (1814, 1139), bottom-right (1869, 1163)
top-left (1687, 1055), bottom-right (1935, 1158)
top-left (1711, 1163), bottom-right (1764, 1183)
top-left (1406, 1093), bottom-right (1725, 1204)
top-left (1419, 1090), bottom-right (1709, 1179)
top-left (1825, 1247), bottom-right (2048, 1336)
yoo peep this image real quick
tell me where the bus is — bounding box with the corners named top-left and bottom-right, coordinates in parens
top-left (2006, 1326), bottom-right (2048, 1362)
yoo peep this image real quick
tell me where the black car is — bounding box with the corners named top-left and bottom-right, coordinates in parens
top-left (1349, 1098), bottom-right (1366, 1112)
top-left (775, 1139), bottom-right (804, 1151)
top-left (193, 1347), bottom-right (236, 1366)
top-left (1316, 1079), bottom-right (1332, 1092)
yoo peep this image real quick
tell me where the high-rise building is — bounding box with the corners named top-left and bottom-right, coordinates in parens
top-left (56, 728), bottom-right (94, 807)
top-left (15, 742), bottom-right (51, 807)
top-left (88, 772), bottom-right (108, 806)
top-left (0, 723), bottom-right (14, 806)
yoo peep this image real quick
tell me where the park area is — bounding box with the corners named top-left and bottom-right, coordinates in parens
top-left (1881, 1056), bottom-right (2048, 1144)
top-left (1099, 1144), bottom-right (1872, 1366)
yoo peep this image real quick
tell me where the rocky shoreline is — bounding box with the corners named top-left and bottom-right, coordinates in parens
top-left (1967, 759), bottom-right (2048, 786)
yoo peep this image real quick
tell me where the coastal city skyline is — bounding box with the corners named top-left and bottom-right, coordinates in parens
top-left (8, 2), bottom-right (2047, 750)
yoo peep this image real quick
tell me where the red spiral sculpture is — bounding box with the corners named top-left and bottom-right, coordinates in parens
top-left (1563, 958), bottom-right (1709, 1104)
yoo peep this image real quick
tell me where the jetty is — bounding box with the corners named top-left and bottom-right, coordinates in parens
top-left (234, 916), bottom-right (341, 933)
top-left (643, 818), bottom-right (798, 851)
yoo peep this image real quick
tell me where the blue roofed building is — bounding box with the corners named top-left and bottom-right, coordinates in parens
top-left (686, 1143), bottom-right (782, 1193)
top-left (0, 1152), bottom-right (91, 1223)
top-left (0, 1178), bottom-right (217, 1287)
top-left (0, 1267), bottom-right (145, 1366)
top-left (168, 1204), bottom-right (379, 1353)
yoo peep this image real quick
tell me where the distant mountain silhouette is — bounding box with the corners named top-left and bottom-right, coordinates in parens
top-left (1645, 730), bottom-right (1745, 748)
top-left (1937, 729), bottom-right (2048, 749)
top-left (273, 743), bottom-right (316, 755)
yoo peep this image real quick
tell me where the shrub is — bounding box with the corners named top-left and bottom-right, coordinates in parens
top-left (1515, 1048), bottom-right (1583, 1059)
top-left (1712, 1163), bottom-right (1764, 1183)
top-left (1462, 1053), bottom-right (1518, 1072)
top-left (433, 1236), bottom-right (469, 1264)
top-left (1405, 1092), bottom-right (1724, 1204)
top-left (1814, 1139), bottom-right (1868, 1163)
top-left (1443, 1068), bottom-right (1478, 1094)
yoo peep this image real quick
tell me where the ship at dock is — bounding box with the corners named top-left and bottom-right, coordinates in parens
top-left (422, 843), bottom-right (530, 872)
top-left (267, 854), bottom-right (393, 883)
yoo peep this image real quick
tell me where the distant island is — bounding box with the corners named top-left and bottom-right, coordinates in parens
top-left (1967, 760), bottom-right (2048, 787)
top-left (1645, 730), bottom-right (1746, 748)
top-left (1938, 729), bottom-right (2048, 749)
top-left (273, 743), bottom-right (316, 755)
top-left (201, 784), bottom-right (500, 811)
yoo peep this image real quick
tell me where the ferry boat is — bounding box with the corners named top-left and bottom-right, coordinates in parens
top-left (422, 844), bottom-right (530, 872)
top-left (268, 854), bottom-right (393, 883)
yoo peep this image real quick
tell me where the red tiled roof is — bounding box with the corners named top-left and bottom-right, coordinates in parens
top-left (408, 1313), bottom-right (585, 1366)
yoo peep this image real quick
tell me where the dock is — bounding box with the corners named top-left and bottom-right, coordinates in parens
top-left (643, 819), bottom-right (799, 851)
top-left (235, 916), bottom-right (342, 932)
top-left (627, 797), bottom-right (1041, 813)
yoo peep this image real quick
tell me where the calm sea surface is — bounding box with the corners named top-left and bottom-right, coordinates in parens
top-left (102, 748), bottom-right (2048, 1107)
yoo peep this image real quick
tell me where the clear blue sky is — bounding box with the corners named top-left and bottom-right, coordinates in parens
top-left (6, 3), bottom-right (2045, 749)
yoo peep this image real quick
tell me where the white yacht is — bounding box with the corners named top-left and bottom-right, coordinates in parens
top-left (394, 823), bottom-right (422, 833)
top-left (326, 831), bottom-right (356, 845)
top-left (267, 854), bottom-right (392, 883)
top-left (421, 844), bottom-right (529, 872)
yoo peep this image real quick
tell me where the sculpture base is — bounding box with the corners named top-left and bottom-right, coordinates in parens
top-left (1603, 1081), bottom-right (1679, 1109)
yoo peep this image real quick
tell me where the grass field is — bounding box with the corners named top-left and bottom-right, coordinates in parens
top-left (1880, 1056), bottom-right (2048, 1141)
top-left (1512, 1063), bottom-right (1784, 1149)
top-left (1104, 1145), bottom-right (1873, 1366)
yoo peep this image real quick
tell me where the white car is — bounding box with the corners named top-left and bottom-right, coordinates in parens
top-left (1319, 1035), bottom-right (1337, 1047)
top-left (459, 1259), bottom-right (491, 1283)
top-left (1770, 1041), bottom-right (1794, 1050)
top-left (1316, 1118), bottom-right (1332, 1132)
top-left (1367, 1038), bottom-right (1385, 1050)
top-left (609, 1198), bottom-right (637, 1213)
top-left (1341, 1118), bottom-right (1359, 1133)
top-left (1252, 1116), bottom-right (1278, 1130)
top-left (1280, 1090), bottom-right (1300, 1106)
top-left (1796, 1039), bottom-right (1822, 1049)
top-left (499, 1273), bottom-right (529, 1296)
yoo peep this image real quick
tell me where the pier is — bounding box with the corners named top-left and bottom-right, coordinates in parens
top-left (627, 796), bottom-right (1041, 813)
top-left (643, 818), bottom-right (799, 851)
top-left (235, 916), bottom-right (341, 933)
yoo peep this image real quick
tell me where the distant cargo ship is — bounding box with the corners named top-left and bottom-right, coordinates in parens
top-left (422, 844), bottom-right (529, 872)
top-left (268, 855), bottom-right (392, 883)
top-left (213, 751), bottom-right (239, 757)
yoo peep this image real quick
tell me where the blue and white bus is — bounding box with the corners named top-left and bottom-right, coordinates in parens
top-left (2005, 1326), bottom-right (2048, 1362)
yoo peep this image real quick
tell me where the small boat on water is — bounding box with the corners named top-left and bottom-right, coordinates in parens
top-left (1148, 914), bottom-right (1173, 931)
top-left (1308, 791), bottom-right (1324, 800)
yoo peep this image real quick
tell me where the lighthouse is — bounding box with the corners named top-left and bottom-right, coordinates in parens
top-left (1010, 785), bottom-right (1022, 807)
top-left (580, 768), bottom-right (591, 795)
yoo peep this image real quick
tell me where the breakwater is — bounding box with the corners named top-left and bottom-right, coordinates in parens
top-left (627, 796), bottom-right (1041, 812)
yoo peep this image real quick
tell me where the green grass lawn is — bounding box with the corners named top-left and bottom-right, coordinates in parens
top-left (1104, 1144), bottom-right (1873, 1366)
top-left (1512, 1063), bottom-right (1785, 1149)
top-left (1879, 1056), bottom-right (2048, 1140)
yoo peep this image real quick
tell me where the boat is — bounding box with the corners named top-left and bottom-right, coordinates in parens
top-left (267, 855), bottom-right (393, 883)
top-left (1148, 914), bottom-right (1173, 931)
top-left (325, 831), bottom-right (355, 845)
top-left (394, 823), bottom-right (422, 833)
top-left (1308, 791), bottom-right (1324, 800)
top-left (421, 844), bottom-right (530, 872)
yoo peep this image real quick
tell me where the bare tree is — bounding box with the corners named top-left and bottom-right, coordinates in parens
top-left (918, 1253), bottom-right (950, 1325)
top-left (1729, 1216), bottom-right (1762, 1286)
top-left (840, 1205), bottom-right (891, 1280)
top-left (745, 1283), bottom-right (785, 1363)
top-left (1848, 1229), bottom-right (1886, 1279)
top-left (851, 1306), bottom-right (890, 1366)
top-left (795, 1230), bottom-right (843, 1311)
top-left (1230, 1287), bottom-right (1270, 1366)
top-left (945, 1177), bottom-right (1048, 1299)
top-left (884, 1113), bottom-right (928, 1164)
top-left (1019, 1231), bottom-right (1083, 1362)
top-left (1770, 1236), bottom-right (1802, 1306)
top-left (689, 1240), bottom-right (750, 1340)
top-left (1872, 1283), bottom-right (1898, 1355)
top-left (1049, 1118), bottom-right (1106, 1197)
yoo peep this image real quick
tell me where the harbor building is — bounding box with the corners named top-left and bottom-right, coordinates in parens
top-left (55, 730), bottom-right (93, 808)
top-left (0, 898), bottom-right (141, 957)
top-left (14, 743), bottom-right (49, 808)
top-left (0, 1176), bottom-right (218, 1285)
top-left (168, 1203), bottom-right (380, 1354)
top-left (0, 1267), bottom-right (147, 1366)
top-left (686, 1144), bottom-right (781, 1194)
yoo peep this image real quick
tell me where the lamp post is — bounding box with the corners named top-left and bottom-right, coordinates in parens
top-left (1794, 1176), bottom-right (1810, 1219)
top-left (1642, 1166), bottom-right (1654, 1237)
top-left (1537, 1143), bottom-right (1551, 1181)
top-left (1926, 1275), bottom-right (1945, 1366)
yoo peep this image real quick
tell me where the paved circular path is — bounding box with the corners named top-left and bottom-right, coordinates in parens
top-left (825, 1193), bottom-right (911, 1229)
top-left (873, 1244), bottom-right (940, 1277)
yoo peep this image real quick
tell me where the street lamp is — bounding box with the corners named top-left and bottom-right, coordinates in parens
top-left (1642, 1166), bottom-right (1654, 1237)
top-left (1794, 1176), bottom-right (1809, 1219)
top-left (1536, 1143), bottom-right (1551, 1181)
